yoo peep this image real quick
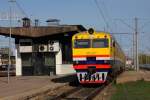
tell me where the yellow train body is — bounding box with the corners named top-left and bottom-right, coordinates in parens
top-left (72, 32), bottom-right (111, 57)
top-left (72, 29), bottom-right (126, 84)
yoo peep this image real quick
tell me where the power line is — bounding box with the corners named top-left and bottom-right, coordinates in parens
top-left (114, 18), bottom-right (135, 30)
top-left (140, 20), bottom-right (150, 31)
top-left (99, 0), bottom-right (113, 29)
top-left (113, 18), bottom-right (140, 71)
top-left (94, 0), bottom-right (110, 31)
top-left (0, 0), bottom-right (27, 21)
top-left (15, 0), bottom-right (28, 17)
top-left (110, 32), bottom-right (132, 35)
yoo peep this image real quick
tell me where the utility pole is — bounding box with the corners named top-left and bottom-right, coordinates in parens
top-left (134, 17), bottom-right (139, 71)
top-left (8, 0), bottom-right (15, 83)
top-left (133, 31), bottom-right (135, 70)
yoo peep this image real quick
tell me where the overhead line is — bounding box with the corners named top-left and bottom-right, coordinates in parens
top-left (94, 0), bottom-right (110, 31)
top-left (140, 20), bottom-right (150, 31)
top-left (99, 0), bottom-right (114, 32)
top-left (110, 32), bottom-right (132, 35)
top-left (114, 18), bottom-right (135, 30)
top-left (15, 0), bottom-right (28, 17)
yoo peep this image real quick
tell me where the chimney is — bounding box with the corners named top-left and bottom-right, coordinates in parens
top-left (34, 19), bottom-right (39, 27)
top-left (22, 17), bottom-right (31, 27)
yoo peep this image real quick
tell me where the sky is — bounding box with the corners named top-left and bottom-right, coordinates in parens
top-left (0, 0), bottom-right (150, 55)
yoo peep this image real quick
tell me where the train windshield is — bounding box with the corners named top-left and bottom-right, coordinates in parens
top-left (92, 39), bottom-right (108, 48)
top-left (74, 39), bottom-right (90, 48)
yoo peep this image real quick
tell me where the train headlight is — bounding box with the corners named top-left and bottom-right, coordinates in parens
top-left (104, 35), bottom-right (107, 38)
top-left (88, 28), bottom-right (94, 34)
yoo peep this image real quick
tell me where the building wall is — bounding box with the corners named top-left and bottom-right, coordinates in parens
top-left (15, 33), bottom-right (76, 76)
top-left (57, 64), bottom-right (76, 75)
top-left (56, 48), bottom-right (75, 75)
top-left (15, 44), bottom-right (22, 76)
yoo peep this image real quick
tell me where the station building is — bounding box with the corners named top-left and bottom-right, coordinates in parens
top-left (0, 18), bottom-right (86, 76)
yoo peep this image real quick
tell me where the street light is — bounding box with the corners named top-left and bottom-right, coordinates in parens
top-left (8, 0), bottom-right (15, 83)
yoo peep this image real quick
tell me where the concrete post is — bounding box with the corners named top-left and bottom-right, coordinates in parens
top-left (15, 44), bottom-right (22, 76)
top-left (55, 47), bottom-right (62, 75)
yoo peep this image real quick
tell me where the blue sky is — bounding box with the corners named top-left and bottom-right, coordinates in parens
top-left (0, 0), bottom-right (150, 55)
top-left (0, 0), bottom-right (150, 30)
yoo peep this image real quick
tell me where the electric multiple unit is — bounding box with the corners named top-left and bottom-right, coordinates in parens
top-left (72, 28), bottom-right (126, 84)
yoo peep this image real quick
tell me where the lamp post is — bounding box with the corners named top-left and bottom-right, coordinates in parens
top-left (8, 0), bottom-right (15, 83)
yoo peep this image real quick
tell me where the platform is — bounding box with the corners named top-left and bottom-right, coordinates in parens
top-left (0, 75), bottom-right (75, 100)
top-left (116, 70), bottom-right (150, 84)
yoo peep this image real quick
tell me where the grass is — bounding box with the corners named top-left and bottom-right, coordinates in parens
top-left (111, 80), bottom-right (150, 100)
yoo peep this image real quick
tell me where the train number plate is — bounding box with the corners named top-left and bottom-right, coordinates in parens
top-left (78, 72), bottom-right (101, 81)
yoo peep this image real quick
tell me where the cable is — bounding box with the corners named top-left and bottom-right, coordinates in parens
top-left (114, 18), bottom-right (135, 30)
top-left (15, 0), bottom-right (28, 17)
top-left (140, 20), bottom-right (150, 31)
top-left (9, 0), bottom-right (28, 18)
top-left (99, 0), bottom-right (114, 32)
top-left (94, 0), bottom-right (110, 31)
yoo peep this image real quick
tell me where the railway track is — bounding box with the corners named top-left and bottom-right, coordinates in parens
top-left (29, 74), bottom-right (116, 100)
top-left (61, 86), bottom-right (105, 100)
top-left (43, 81), bottom-right (111, 100)
top-left (45, 86), bottom-right (105, 100)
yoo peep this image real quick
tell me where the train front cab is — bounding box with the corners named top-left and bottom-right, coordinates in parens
top-left (72, 29), bottom-right (112, 84)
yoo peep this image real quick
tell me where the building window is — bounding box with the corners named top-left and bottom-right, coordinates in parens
top-left (21, 53), bottom-right (32, 66)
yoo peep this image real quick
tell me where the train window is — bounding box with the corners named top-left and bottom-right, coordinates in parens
top-left (74, 39), bottom-right (90, 48)
top-left (92, 39), bottom-right (108, 48)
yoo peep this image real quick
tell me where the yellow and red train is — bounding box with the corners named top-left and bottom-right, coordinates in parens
top-left (72, 28), bottom-right (126, 84)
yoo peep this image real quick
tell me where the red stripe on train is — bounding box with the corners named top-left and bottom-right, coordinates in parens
top-left (73, 55), bottom-right (110, 58)
top-left (73, 64), bottom-right (111, 69)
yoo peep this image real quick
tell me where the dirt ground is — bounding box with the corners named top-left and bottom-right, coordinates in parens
top-left (116, 70), bottom-right (150, 84)
top-left (94, 70), bottom-right (150, 100)
top-left (0, 75), bottom-right (70, 100)
top-left (93, 83), bottom-right (116, 100)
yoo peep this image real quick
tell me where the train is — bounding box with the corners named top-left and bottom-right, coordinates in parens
top-left (72, 28), bottom-right (126, 84)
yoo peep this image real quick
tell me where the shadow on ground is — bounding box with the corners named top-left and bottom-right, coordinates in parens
top-left (51, 74), bottom-right (80, 86)
top-left (51, 74), bottom-right (77, 83)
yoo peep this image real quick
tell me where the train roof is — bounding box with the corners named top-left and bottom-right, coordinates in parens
top-left (72, 31), bottom-right (112, 39)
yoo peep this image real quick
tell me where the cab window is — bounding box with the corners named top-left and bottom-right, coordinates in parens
top-left (74, 39), bottom-right (90, 48)
top-left (92, 39), bottom-right (108, 48)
